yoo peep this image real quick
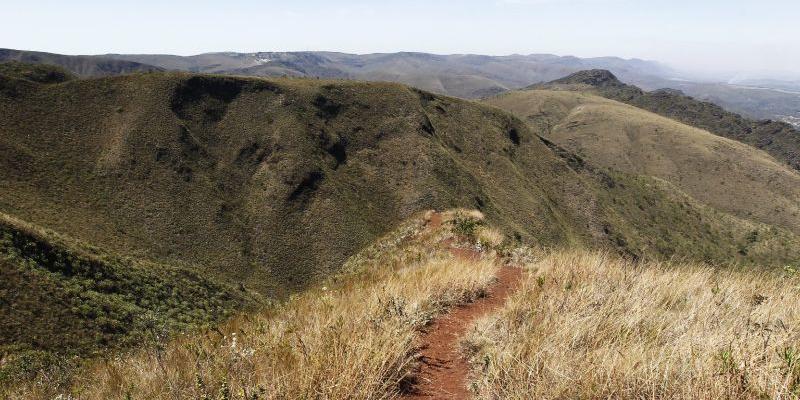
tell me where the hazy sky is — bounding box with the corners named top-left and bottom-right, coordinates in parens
top-left (3, 0), bottom-right (799, 78)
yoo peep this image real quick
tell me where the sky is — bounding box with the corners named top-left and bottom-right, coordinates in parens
top-left (3, 0), bottom-right (799, 79)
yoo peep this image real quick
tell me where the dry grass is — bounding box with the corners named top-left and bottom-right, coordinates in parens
top-left (486, 89), bottom-right (800, 235)
top-left (9, 212), bottom-right (498, 400)
top-left (465, 250), bottom-right (800, 399)
top-left (476, 227), bottom-right (505, 249)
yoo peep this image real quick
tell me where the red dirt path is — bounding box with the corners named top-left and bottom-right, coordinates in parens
top-left (405, 213), bottom-right (523, 399)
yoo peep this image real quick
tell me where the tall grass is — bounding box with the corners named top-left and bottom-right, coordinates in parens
top-left (464, 250), bottom-right (800, 399)
top-left (9, 211), bottom-right (498, 399)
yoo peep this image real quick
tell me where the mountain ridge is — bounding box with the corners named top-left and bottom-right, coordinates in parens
top-left (3, 67), bottom-right (800, 383)
top-left (0, 49), bottom-right (162, 77)
top-left (4, 47), bottom-right (797, 124)
top-left (531, 69), bottom-right (800, 172)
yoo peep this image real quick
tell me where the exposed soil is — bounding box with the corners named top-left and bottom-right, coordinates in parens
top-left (407, 212), bottom-right (523, 399)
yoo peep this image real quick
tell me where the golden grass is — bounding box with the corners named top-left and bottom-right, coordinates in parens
top-left (486, 89), bottom-right (800, 235)
top-left (476, 227), bottom-right (505, 249)
top-left (10, 212), bottom-right (498, 400)
top-left (465, 250), bottom-right (800, 399)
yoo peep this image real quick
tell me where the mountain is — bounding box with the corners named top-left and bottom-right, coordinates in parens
top-left (104, 51), bottom-right (674, 98)
top-left (531, 70), bottom-right (800, 172)
top-left (6, 48), bottom-right (799, 125)
top-left (5, 49), bottom-right (642, 98)
top-left (0, 61), bottom-right (75, 84)
top-left (667, 81), bottom-right (800, 127)
top-left (487, 75), bottom-right (800, 237)
top-left (3, 65), bottom-right (800, 382)
top-left (107, 51), bottom-right (800, 126)
top-left (0, 49), bottom-right (163, 77)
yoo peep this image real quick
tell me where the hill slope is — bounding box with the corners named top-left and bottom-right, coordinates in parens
top-left (485, 87), bottom-right (800, 236)
top-left (7, 212), bottom-right (800, 399)
top-left (0, 70), bottom-right (601, 298)
top-left (3, 69), bottom-right (799, 294)
top-left (0, 61), bottom-right (75, 84)
top-left (533, 70), bottom-right (800, 171)
top-left (0, 49), bottom-right (162, 77)
top-left (0, 211), bottom-right (257, 382)
top-left (3, 68), bottom-right (800, 373)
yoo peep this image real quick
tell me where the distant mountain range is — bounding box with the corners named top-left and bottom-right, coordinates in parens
top-left (99, 51), bottom-right (673, 97)
top-left (2, 48), bottom-right (798, 126)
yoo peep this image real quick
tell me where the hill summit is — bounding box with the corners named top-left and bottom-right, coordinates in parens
top-left (532, 69), bottom-right (800, 172)
top-left (548, 69), bottom-right (625, 88)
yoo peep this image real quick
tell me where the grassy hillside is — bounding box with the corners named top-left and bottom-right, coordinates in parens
top-left (465, 250), bottom-right (800, 399)
top-left (485, 89), bottom-right (800, 236)
top-left (0, 49), bottom-right (162, 77)
top-left (5, 68), bottom-right (797, 299)
top-left (0, 69), bottom-right (604, 298)
top-left (3, 66), bottom-right (800, 382)
top-left (0, 212), bottom-right (257, 384)
top-left (3, 67), bottom-right (800, 290)
top-left (4, 210), bottom-right (500, 399)
top-left (7, 212), bottom-right (799, 399)
top-left (0, 61), bottom-right (74, 84)
top-left (534, 69), bottom-right (800, 172)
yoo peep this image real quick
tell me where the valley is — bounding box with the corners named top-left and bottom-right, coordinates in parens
top-left (2, 60), bottom-right (800, 399)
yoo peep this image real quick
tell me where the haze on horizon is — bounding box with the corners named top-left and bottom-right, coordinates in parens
top-left (3, 0), bottom-right (799, 80)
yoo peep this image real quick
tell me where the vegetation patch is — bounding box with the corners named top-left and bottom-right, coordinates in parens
top-left (0, 61), bottom-right (74, 84)
top-left (0, 214), bottom-right (257, 386)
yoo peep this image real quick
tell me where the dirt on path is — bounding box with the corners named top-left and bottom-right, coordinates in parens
top-left (406, 212), bottom-right (523, 399)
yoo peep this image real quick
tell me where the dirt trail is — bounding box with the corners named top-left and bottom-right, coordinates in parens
top-left (406, 213), bottom-right (523, 399)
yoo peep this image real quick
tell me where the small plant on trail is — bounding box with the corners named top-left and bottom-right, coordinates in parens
top-left (718, 348), bottom-right (737, 374)
top-left (779, 347), bottom-right (800, 393)
top-left (451, 213), bottom-right (484, 239)
top-left (217, 377), bottom-right (230, 400)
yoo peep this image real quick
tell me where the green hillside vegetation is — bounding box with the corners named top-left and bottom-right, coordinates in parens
top-left (593, 171), bottom-right (800, 264)
top-left (0, 61), bottom-right (75, 84)
top-left (0, 68), bottom-right (605, 299)
top-left (485, 89), bottom-right (800, 236)
top-left (6, 211), bottom-right (800, 399)
top-left (0, 49), bottom-right (162, 77)
top-left (0, 213), bottom-right (257, 384)
top-left (2, 64), bottom-right (800, 385)
top-left (6, 210), bottom-right (498, 399)
top-left (533, 69), bottom-right (800, 171)
top-left (4, 66), bottom-right (796, 297)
